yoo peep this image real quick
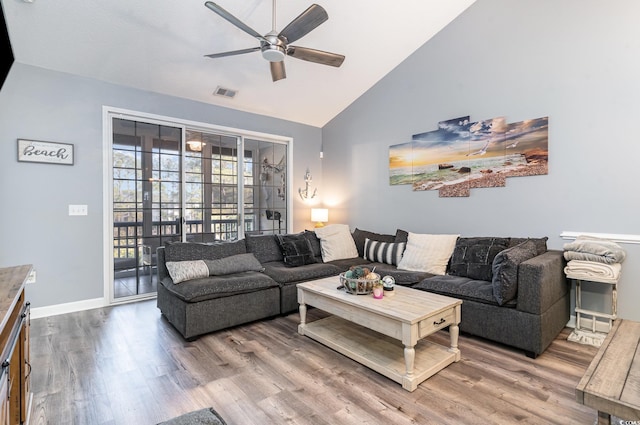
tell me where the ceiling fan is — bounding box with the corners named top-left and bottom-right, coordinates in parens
top-left (204, 0), bottom-right (345, 82)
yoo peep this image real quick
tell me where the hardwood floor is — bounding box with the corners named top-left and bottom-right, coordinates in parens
top-left (29, 299), bottom-right (605, 425)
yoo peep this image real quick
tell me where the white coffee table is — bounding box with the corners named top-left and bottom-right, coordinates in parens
top-left (297, 276), bottom-right (462, 391)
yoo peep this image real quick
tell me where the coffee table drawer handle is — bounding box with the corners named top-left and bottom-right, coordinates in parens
top-left (433, 318), bottom-right (446, 326)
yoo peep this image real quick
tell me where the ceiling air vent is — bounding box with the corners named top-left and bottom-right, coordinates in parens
top-left (213, 86), bottom-right (237, 99)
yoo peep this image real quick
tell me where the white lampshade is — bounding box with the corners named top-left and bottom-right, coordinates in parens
top-left (311, 208), bottom-right (328, 227)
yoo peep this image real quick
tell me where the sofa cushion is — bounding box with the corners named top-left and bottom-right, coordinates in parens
top-left (262, 261), bottom-right (341, 284)
top-left (325, 257), bottom-right (371, 271)
top-left (166, 260), bottom-right (209, 284)
top-left (315, 224), bottom-right (359, 262)
top-left (362, 262), bottom-right (434, 285)
top-left (164, 240), bottom-right (246, 262)
top-left (492, 240), bottom-right (538, 305)
top-left (363, 238), bottom-right (406, 266)
top-left (414, 275), bottom-right (507, 306)
top-left (449, 237), bottom-right (510, 281)
top-left (352, 228), bottom-right (396, 257)
top-left (245, 234), bottom-right (284, 263)
top-left (203, 253), bottom-right (264, 276)
top-left (509, 237), bottom-right (548, 256)
top-left (276, 233), bottom-right (316, 267)
top-left (160, 271), bottom-right (278, 303)
top-left (397, 233), bottom-right (459, 275)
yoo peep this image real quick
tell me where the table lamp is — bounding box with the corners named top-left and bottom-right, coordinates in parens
top-left (311, 208), bottom-right (328, 228)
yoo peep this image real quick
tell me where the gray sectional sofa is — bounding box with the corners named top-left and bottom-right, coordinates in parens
top-left (156, 228), bottom-right (570, 358)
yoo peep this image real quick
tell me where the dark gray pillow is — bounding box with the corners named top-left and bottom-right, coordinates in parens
top-left (492, 240), bottom-right (538, 305)
top-left (508, 237), bottom-right (548, 256)
top-left (351, 228), bottom-right (396, 257)
top-left (395, 229), bottom-right (409, 243)
top-left (449, 237), bottom-right (510, 281)
top-left (203, 253), bottom-right (264, 276)
top-left (245, 234), bottom-right (284, 263)
top-left (276, 233), bottom-right (316, 267)
top-left (303, 230), bottom-right (323, 260)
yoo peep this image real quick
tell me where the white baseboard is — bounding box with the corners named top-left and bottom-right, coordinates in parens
top-left (30, 297), bottom-right (107, 319)
top-left (568, 314), bottom-right (611, 333)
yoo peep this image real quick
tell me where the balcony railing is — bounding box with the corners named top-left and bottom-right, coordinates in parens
top-left (113, 218), bottom-right (254, 268)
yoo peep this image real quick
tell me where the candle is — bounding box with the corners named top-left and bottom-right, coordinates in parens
top-left (373, 286), bottom-right (384, 299)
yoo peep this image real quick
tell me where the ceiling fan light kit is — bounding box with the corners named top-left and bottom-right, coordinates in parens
top-left (204, 0), bottom-right (345, 82)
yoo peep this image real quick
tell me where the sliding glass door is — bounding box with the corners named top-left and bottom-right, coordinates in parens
top-left (109, 113), bottom-right (290, 302)
top-left (112, 119), bottom-right (183, 299)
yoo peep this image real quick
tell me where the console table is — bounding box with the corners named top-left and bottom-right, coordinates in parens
top-left (0, 266), bottom-right (32, 425)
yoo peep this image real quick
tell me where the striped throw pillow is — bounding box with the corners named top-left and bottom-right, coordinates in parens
top-left (363, 238), bottom-right (406, 266)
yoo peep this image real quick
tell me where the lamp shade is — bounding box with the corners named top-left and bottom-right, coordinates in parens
top-left (311, 208), bottom-right (328, 224)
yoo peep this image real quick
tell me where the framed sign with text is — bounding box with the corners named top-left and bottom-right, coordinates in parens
top-left (17, 139), bottom-right (74, 165)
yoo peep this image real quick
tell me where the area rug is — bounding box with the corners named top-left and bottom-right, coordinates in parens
top-left (157, 407), bottom-right (227, 425)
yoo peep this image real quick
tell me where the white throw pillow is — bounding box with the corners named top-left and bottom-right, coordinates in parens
top-left (397, 233), bottom-right (460, 275)
top-left (314, 224), bottom-right (359, 262)
top-left (166, 260), bottom-right (209, 284)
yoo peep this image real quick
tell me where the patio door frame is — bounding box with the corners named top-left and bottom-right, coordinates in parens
top-left (102, 106), bottom-right (293, 305)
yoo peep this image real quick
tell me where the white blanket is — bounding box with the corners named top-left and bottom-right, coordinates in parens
top-left (564, 260), bottom-right (621, 284)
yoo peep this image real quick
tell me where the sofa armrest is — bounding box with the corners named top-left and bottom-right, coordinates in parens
top-left (516, 250), bottom-right (569, 314)
top-left (157, 246), bottom-right (169, 282)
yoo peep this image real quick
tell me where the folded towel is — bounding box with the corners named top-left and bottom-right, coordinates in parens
top-left (563, 236), bottom-right (626, 264)
top-left (564, 260), bottom-right (621, 283)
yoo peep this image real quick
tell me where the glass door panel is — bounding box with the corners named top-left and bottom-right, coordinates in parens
top-left (244, 138), bottom-right (287, 235)
top-left (112, 118), bottom-right (181, 300)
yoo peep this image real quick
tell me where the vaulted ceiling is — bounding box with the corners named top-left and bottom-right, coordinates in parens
top-left (2, 0), bottom-right (475, 127)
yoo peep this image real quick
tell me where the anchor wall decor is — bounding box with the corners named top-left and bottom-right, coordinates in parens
top-left (298, 168), bottom-right (317, 201)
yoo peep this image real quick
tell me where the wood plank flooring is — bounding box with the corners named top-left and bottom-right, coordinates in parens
top-left (28, 299), bottom-right (606, 425)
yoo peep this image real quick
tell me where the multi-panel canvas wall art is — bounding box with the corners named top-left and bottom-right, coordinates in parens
top-left (389, 115), bottom-right (548, 197)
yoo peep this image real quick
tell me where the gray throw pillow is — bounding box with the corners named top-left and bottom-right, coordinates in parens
top-left (203, 253), bottom-right (264, 276)
top-left (492, 240), bottom-right (538, 305)
top-left (508, 237), bottom-right (548, 256)
top-left (351, 228), bottom-right (396, 257)
top-left (303, 230), bottom-right (323, 259)
top-left (276, 233), bottom-right (316, 267)
top-left (449, 237), bottom-right (510, 281)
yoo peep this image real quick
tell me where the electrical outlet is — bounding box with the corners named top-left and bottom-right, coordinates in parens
top-left (69, 204), bottom-right (88, 216)
top-left (26, 270), bottom-right (36, 284)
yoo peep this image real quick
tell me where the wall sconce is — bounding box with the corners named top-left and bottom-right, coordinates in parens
top-left (298, 168), bottom-right (317, 201)
top-left (311, 208), bottom-right (328, 228)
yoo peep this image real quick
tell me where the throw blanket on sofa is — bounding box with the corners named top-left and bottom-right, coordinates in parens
top-left (564, 260), bottom-right (621, 283)
top-left (563, 236), bottom-right (626, 264)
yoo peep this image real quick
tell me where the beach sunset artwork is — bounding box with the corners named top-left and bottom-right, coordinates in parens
top-left (388, 115), bottom-right (549, 197)
top-left (389, 141), bottom-right (416, 185)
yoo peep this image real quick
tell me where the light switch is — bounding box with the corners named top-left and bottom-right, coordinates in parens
top-left (69, 204), bottom-right (88, 216)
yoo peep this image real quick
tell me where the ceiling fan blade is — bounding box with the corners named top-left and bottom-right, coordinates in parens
top-left (270, 61), bottom-right (286, 82)
top-left (205, 47), bottom-right (261, 59)
top-left (278, 4), bottom-right (328, 44)
top-left (287, 46), bottom-right (345, 67)
top-left (205, 1), bottom-right (268, 43)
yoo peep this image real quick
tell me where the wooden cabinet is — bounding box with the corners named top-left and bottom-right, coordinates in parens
top-left (0, 266), bottom-right (32, 425)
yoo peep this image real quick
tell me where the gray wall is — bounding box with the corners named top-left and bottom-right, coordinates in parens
top-left (322, 0), bottom-right (640, 321)
top-left (0, 63), bottom-right (322, 309)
